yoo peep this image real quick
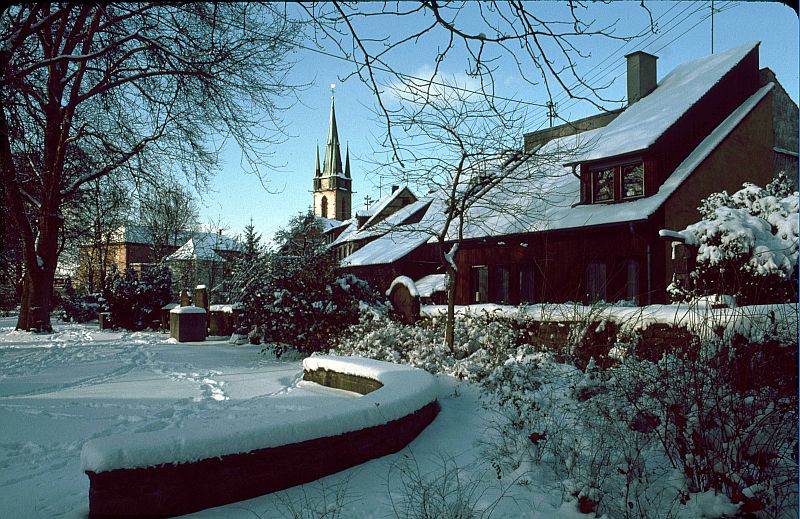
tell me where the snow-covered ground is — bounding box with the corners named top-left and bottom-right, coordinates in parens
top-left (0, 318), bottom-right (586, 519)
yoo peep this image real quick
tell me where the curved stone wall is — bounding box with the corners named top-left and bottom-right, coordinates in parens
top-left (83, 355), bottom-right (439, 517)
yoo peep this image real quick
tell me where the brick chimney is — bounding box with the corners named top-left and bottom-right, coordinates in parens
top-left (625, 51), bottom-right (658, 104)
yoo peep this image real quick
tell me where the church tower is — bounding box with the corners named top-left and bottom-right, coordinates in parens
top-left (313, 92), bottom-right (352, 221)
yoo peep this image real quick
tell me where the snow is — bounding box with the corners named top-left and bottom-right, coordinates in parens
top-left (170, 306), bottom-right (207, 315)
top-left (386, 276), bottom-right (420, 298)
top-left (359, 186), bottom-right (416, 229)
top-left (415, 274), bottom-right (447, 297)
top-left (421, 302), bottom-right (797, 343)
top-left (573, 42), bottom-right (759, 163)
top-left (166, 237), bottom-right (226, 262)
top-left (340, 199), bottom-right (446, 267)
top-left (659, 229), bottom-right (686, 241)
top-left (209, 304), bottom-right (241, 313)
top-left (0, 317), bottom-right (791, 518)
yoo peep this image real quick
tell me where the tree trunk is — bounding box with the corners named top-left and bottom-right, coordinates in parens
top-left (445, 265), bottom-right (456, 353)
top-left (25, 266), bottom-right (55, 332)
top-left (16, 275), bottom-right (31, 331)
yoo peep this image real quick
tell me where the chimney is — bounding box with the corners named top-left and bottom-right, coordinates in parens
top-left (625, 51), bottom-right (658, 104)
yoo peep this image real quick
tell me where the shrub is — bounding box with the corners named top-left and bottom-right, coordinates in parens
top-left (669, 174), bottom-right (798, 305)
top-left (103, 265), bottom-right (172, 330)
top-left (237, 213), bottom-right (385, 357)
top-left (60, 279), bottom-right (105, 323)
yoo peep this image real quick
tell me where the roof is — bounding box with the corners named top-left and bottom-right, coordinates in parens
top-left (345, 199), bottom-right (432, 243)
top-left (453, 83), bottom-right (773, 241)
top-left (165, 232), bottom-right (241, 262)
top-left (361, 187), bottom-right (416, 229)
top-left (110, 225), bottom-right (240, 252)
top-left (572, 41), bottom-right (759, 164)
top-left (340, 198), bottom-right (446, 267)
top-left (315, 216), bottom-right (345, 232)
top-left (329, 187), bottom-right (422, 247)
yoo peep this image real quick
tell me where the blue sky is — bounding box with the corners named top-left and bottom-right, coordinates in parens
top-left (197, 2), bottom-right (798, 243)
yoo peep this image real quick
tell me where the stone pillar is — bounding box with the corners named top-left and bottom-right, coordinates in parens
top-left (194, 285), bottom-right (209, 311)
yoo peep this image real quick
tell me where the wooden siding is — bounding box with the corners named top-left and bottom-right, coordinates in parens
top-left (452, 222), bottom-right (669, 306)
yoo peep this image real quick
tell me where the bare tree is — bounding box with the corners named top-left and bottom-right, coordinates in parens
top-left (304, 3), bottom-right (648, 351)
top-left (138, 181), bottom-right (200, 263)
top-left (61, 172), bottom-right (133, 294)
top-left (302, 1), bottom-right (647, 159)
top-left (374, 81), bottom-right (583, 351)
top-left (1, 3), bottom-right (300, 331)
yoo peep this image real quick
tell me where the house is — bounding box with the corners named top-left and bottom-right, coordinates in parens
top-left (164, 232), bottom-right (240, 296)
top-left (331, 42), bottom-right (798, 305)
top-left (76, 224), bottom-right (240, 295)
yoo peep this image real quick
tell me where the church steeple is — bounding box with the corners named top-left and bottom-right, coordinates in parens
top-left (322, 95), bottom-right (343, 178)
top-left (313, 87), bottom-right (352, 221)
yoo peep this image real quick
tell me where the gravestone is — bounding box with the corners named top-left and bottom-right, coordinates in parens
top-left (388, 276), bottom-right (420, 324)
top-left (194, 286), bottom-right (209, 311)
top-left (170, 306), bottom-right (207, 342)
top-left (179, 289), bottom-right (191, 307)
top-left (160, 303), bottom-right (179, 331)
top-left (99, 312), bottom-right (113, 330)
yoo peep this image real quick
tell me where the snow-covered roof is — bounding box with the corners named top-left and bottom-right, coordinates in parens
top-left (315, 216), bottom-right (346, 232)
top-left (165, 233), bottom-right (240, 262)
top-left (361, 186), bottom-right (416, 229)
top-left (110, 225), bottom-right (240, 252)
top-left (329, 189), bottom-right (425, 248)
top-left (341, 199), bottom-right (446, 267)
top-left (415, 274), bottom-right (446, 297)
top-left (453, 83), bottom-right (773, 241)
top-left (346, 199), bottom-right (432, 243)
top-left (573, 42), bottom-right (759, 164)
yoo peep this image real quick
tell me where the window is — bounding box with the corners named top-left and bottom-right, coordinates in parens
top-left (586, 262), bottom-right (607, 303)
top-left (586, 161), bottom-right (645, 204)
top-left (320, 196), bottom-right (328, 218)
top-left (622, 163), bottom-right (644, 199)
top-left (490, 265), bottom-right (510, 304)
top-left (471, 266), bottom-right (488, 303)
top-left (592, 168), bottom-right (614, 202)
top-left (519, 265), bottom-right (536, 304)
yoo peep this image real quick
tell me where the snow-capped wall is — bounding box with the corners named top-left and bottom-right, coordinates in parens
top-left (81, 355), bottom-right (437, 473)
top-left (82, 355), bottom-right (439, 517)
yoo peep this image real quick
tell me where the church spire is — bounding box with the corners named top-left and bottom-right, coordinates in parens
top-left (315, 144), bottom-right (321, 177)
top-left (344, 143), bottom-right (351, 178)
top-left (322, 93), bottom-right (343, 177)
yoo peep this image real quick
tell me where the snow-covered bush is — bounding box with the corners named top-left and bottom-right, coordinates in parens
top-left (59, 279), bottom-right (106, 323)
top-left (238, 213), bottom-right (384, 357)
top-left (481, 333), bottom-right (798, 518)
top-left (103, 265), bottom-right (172, 330)
top-left (670, 173), bottom-right (798, 305)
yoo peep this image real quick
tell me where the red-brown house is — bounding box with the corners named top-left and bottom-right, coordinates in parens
top-left (333, 42), bottom-right (798, 306)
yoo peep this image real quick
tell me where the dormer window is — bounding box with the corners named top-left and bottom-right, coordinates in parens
top-left (622, 163), bottom-right (644, 199)
top-left (592, 168), bottom-right (614, 202)
top-left (584, 160), bottom-right (645, 204)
